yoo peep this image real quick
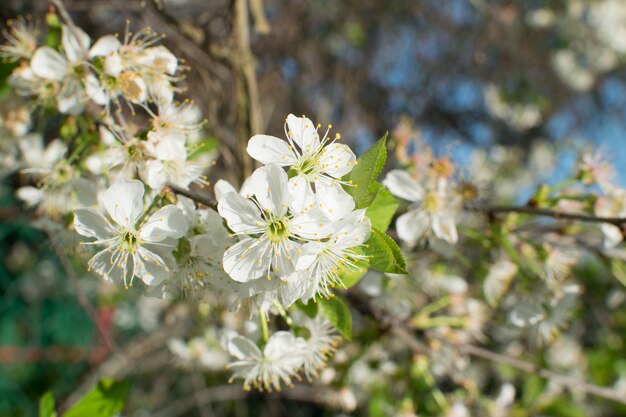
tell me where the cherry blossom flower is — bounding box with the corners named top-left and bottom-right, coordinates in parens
top-left (296, 209), bottom-right (371, 301)
top-left (383, 169), bottom-right (459, 246)
top-left (217, 164), bottom-right (331, 283)
top-left (247, 114), bottom-right (357, 221)
top-left (73, 180), bottom-right (188, 286)
top-left (222, 330), bottom-right (306, 392)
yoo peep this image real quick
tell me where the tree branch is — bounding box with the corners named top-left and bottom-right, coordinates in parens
top-left (468, 204), bottom-right (626, 226)
top-left (50, 237), bottom-right (118, 353)
top-left (166, 183), bottom-right (218, 210)
top-left (346, 290), bottom-right (626, 406)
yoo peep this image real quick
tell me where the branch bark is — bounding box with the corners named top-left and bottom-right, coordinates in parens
top-left (346, 290), bottom-right (626, 407)
top-left (467, 204), bottom-right (626, 226)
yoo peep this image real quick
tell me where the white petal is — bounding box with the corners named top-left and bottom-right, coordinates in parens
top-left (226, 334), bottom-right (261, 360)
top-left (249, 164), bottom-right (290, 216)
top-left (287, 114), bottom-right (320, 154)
top-left (296, 241), bottom-right (324, 271)
top-left (142, 160), bottom-right (167, 190)
top-left (89, 35), bottom-right (121, 58)
top-left (146, 45), bottom-right (178, 75)
top-left (85, 74), bottom-right (108, 105)
top-left (103, 180), bottom-right (145, 228)
top-left (57, 80), bottom-right (86, 115)
top-left (140, 205), bottom-right (188, 242)
top-left (217, 191), bottom-right (264, 234)
top-left (88, 249), bottom-right (129, 283)
top-left (396, 209), bottom-right (430, 247)
top-left (247, 134), bottom-right (297, 166)
top-left (61, 24), bottom-right (90, 62)
top-left (214, 179), bottom-right (238, 201)
top-left (316, 180), bottom-right (355, 222)
top-left (382, 170), bottom-right (424, 202)
top-left (104, 54), bottom-right (123, 77)
top-left (432, 214), bottom-right (458, 244)
top-left (73, 207), bottom-right (117, 239)
top-left (134, 247), bottom-right (170, 285)
top-left (31, 47), bottom-right (67, 81)
top-left (223, 237), bottom-right (270, 282)
top-left (16, 186), bottom-right (44, 206)
top-left (287, 175), bottom-right (316, 215)
top-left (265, 331), bottom-right (304, 368)
top-left (318, 143), bottom-right (356, 178)
top-left (43, 139), bottom-right (68, 166)
top-left (271, 240), bottom-right (300, 277)
top-left (291, 207), bottom-right (332, 240)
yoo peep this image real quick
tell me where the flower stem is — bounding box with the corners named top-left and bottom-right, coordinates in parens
top-left (258, 307), bottom-right (269, 345)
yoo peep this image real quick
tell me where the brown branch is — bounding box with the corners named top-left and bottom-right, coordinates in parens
top-left (166, 183), bottom-right (218, 210)
top-left (50, 237), bottom-right (118, 353)
top-left (233, 0), bottom-right (262, 181)
top-left (468, 204), bottom-right (626, 226)
top-left (346, 289), bottom-right (626, 407)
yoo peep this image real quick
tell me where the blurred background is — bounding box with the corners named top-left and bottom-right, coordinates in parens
top-left (2, 0), bottom-right (626, 415)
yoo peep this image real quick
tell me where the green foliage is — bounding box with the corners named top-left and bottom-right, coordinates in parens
top-left (319, 295), bottom-right (352, 340)
top-left (365, 227), bottom-right (408, 274)
top-left (365, 182), bottom-right (398, 231)
top-left (343, 133), bottom-right (388, 208)
top-left (63, 379), bottom-right (129, 417)
top-left (39, 392), bottom-right (56, 417)
top-left (296, 300), bottom-right (318, 319)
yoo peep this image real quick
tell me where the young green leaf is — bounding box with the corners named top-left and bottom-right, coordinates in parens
top-left (365, 182), bottom-right (399, 232)
top-left (63, 379), bottom-right (129, 417)
top-left (39, 392), bottom-right (56, 417)
top-left (343, 133), bottom-right (388, 208)
top-left (365, 227), bottom-right (408, 274)
top-left (296, 299), bottom-right (318, 318)
top-left (319, 295), bottom-right (352, 340)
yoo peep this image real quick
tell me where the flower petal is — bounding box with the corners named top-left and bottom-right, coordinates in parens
top-left (140, 205), bottom-right (188, 242)
top-left (217, 191), bottom-right (264, 234)
top-left (247, 134), bottom-right (297, 166)
top-left (432, 214), bottom-right (458, 244)
top-left (89, 35), bottom-right (121, 58)
top-left (316, 180), bottom-right (355, 222)
top-left (249, 164), bottom-right (290, 216)
top-left (103, 180), bottom-right (145, 228)
top-left (61, 24), bottom-right (90, 62)
top-left (31, 47), bottom-right (67, 81)
top-left (88, 249), bottom-right (129, 284)
top-left (382, 170), bottom-right (424, 202)
top-left (318, 143), bottom-right (356, 178)
top-left (287, 175), bottom-right (316, 215)
top-left (223, 237), bottom-right (271, 282)
top-left (134, 247), bottom-right (170, 285)
top-left (291, 207), bottom-right (332, 240)
top-left (287, 114), bottom-right (320, 154)
top-left (74, 207), bottom-right (118, 240)
top-left (396, 208), bottom-right (430, 247)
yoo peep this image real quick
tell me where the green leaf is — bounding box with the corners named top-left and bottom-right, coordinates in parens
top-left (319, 296), bottom-right (352, 340)
top-left (365, 182), bottom-right (398, 231)
top-left (295, 300), bottom-right (318, 318)
top-left (343, 133), bottom-right (388, 208)
top-left (365, 227), bottom-right (408, 274)
top-left (39, 392), bottom-right (56, 417)
top-left (63, 379), bottom-right (129, 417)
top-left (338, 246), bottom-right (370, 288)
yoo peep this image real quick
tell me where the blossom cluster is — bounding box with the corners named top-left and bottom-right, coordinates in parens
top-left (0, 15), bottom-right (373, 392)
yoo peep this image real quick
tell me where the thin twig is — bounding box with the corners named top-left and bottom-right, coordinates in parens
top-left (346, 290), bottom-right (626, 406)
top-left (468, 204), bottom-right (626, 226)
top-left (50, 237), bottom-right (118, 353)
top-left (167, 183), bottom-right (218, 209)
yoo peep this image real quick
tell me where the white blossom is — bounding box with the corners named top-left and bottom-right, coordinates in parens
top-left (73, 180), bottom-right (188, 286)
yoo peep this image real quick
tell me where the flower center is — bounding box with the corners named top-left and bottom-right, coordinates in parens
top-left (296, 156), bottom-right (320, 177)
top-left (266, 218), bottom-right (290, 243)
top-left (423, 191), bottom-right (440, 213)
top-left (121, 230), bottom-right (139, 250)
